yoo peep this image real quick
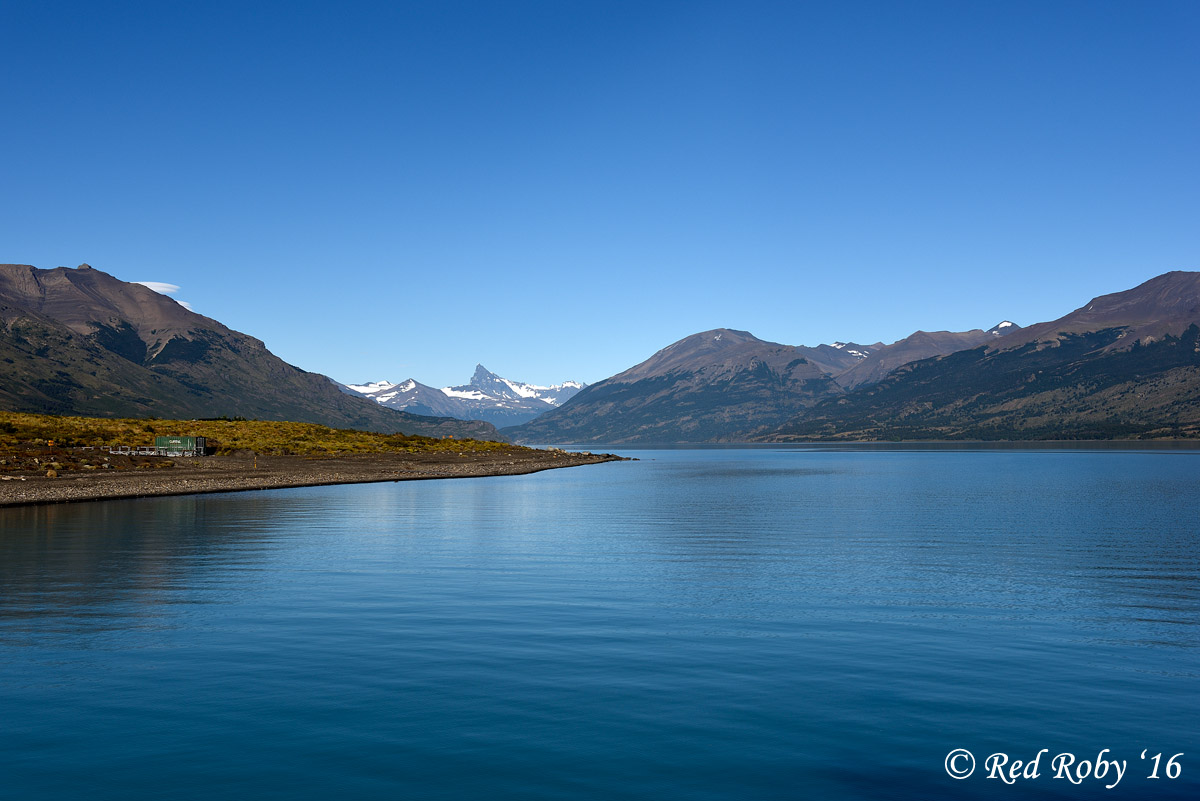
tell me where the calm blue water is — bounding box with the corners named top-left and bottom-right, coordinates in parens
top-left (1, 447), bottom-right (1197, 800)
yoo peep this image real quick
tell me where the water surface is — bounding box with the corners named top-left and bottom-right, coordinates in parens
top-left (2, 447), bottom-right (1197, 799)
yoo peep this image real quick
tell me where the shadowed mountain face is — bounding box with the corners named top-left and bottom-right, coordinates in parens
top-left (502, 324), bottom-right (1030, 445)
top-left (766, 273), bottom-right (1200, 441)
top-left (509, 271), bottom-right (1199, 444)
top-left (995, 271), bottom-right (1200, 350)
top-left (767, 325), bottom-right (1200, 440)
top-left (0, 264), bottom-right (500, 439)
top-left (503, 329), bottom-right (842, 444)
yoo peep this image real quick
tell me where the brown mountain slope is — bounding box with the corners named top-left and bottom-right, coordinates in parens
top-left (504, 329), bottom-right (842, 444)
top-left (512, 270), bottom-right (1199, 444)
top-left (0, 263), bottom-right (499, 439)
top-left (766, 271), bottom-right (1200, 441)
top-left (997, 271), bottom-right (1200, 351)
top-left (834, 326), bottom-right (1019, 388)
top-left (765, 325), bottom-right (1200, 441)
top-left (0, 263), bottom-right (218, 352)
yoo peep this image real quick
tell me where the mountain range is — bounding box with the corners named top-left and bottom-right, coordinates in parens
top-left (0, 263), bottom-right (499, 440)
top-left (503, 328), bottom-right (846, 443)
top-left (344, 365), bottom-right (585, 427)
top-left (505, 322), bottom-right (1022, 444)
top-left (5, 262), bottom-right (1196, 445)
top-left (768, 271), bottom-right (1200, 441)
top-left (507, 271), bottom-right (1200, 444)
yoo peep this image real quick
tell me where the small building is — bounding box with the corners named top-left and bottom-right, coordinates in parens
top-left (154, 436), bottom-right (207, 457)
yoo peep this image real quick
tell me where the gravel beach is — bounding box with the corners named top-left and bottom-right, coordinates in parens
top-left (0, 448), bottom-right (625, 508)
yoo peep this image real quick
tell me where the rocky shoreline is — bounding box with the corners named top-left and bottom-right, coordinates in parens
top-left (0, 449), bottom-right (626, 508)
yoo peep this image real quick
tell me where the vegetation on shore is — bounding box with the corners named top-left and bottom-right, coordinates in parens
top-left (0, 410), bottom-right (522, 461)
top-left (767, 326), bottom-right (1200, 442)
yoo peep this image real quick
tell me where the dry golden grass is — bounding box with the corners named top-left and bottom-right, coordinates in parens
top-left (0, 411), bottom-right (521, 457)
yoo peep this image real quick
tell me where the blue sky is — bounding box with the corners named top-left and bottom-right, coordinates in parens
top-left (3, 1), bottom-right (1197, 387)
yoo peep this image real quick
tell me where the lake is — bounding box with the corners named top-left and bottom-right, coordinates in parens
top-left (1, 446), bottom-right (1197, 799)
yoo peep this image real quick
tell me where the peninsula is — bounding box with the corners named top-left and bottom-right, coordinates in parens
top-left (0, 412), bottom-right (624, 508)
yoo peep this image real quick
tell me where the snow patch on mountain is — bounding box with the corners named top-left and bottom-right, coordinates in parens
top-left (500, 377), bottom-right (540, 399)
top-left (987, 321), bottom-right (1022, 337)
top-left (442, 388), bottom-right (489, 401)
top-left (346, 380), bottom-right (398, 394)
top-left (347, 365), bottom-right (587, 427)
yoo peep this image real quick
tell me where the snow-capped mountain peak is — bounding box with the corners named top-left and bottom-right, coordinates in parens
top-left (345, 380), bottom-right (397, 394)
top-left (454, 364), bottom-right (584, 406)
top-left (346, 365), bottom-right (587, 427)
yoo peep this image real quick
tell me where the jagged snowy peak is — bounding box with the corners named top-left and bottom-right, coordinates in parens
top-left (528, 380), bottom-right (585, 406)
top-left (346, 377), bottom-right (465, 419)
top-left (346, 364), bottom-right (586, 427)
top-left (449, 365), bottom-right (583, 407)
top-left (452, 365), bottom-right (535, 403)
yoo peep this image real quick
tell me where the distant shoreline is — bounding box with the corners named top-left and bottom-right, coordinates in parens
top-left (0, 449), bottom-right (626, 508)
top-left (528, 439), bottom-right (1200, 450)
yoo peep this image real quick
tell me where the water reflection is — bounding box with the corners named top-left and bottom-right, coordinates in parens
top-left (0, 492), bottom-right (336, 636)
top-left (0, 451), bottom-right (1197, 800)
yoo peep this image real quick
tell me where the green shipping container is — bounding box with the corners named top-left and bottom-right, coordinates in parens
top-left (154, 436), bottom-right (207, 454)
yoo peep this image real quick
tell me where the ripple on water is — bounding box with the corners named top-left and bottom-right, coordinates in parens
top-left (1, 447), bottom-right (1197, 800)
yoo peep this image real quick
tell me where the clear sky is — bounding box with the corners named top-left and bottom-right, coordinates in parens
top-left (3, 1), bottom-right (1197, 387)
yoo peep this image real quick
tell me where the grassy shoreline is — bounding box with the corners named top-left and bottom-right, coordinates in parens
top-left (1, 410), bottom-right (516, 460)
top-left (0, 411), bottom-right (627, 507)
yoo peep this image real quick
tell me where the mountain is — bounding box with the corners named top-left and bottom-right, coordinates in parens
top-left (347, 365), bottom-right (585, 427)
top-left (992, 271), bottom-right (1200, 349)
top-left (834, 323), bottom-right (1021, 388)
top-left (502, 323), bottom-right (1019, 445)
top-left (804, 341), bottom-right (881, 374)
top-left (507, 272), bottom-right (1197, 445)
top-left (0, 263), bottom-right (500, 440)
top-left (503, 329), bottom-right (842, 444)
top-left (766, 272), bottom-right (1200, 440)
top-left (345, 378), bottom-right (469, 419)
